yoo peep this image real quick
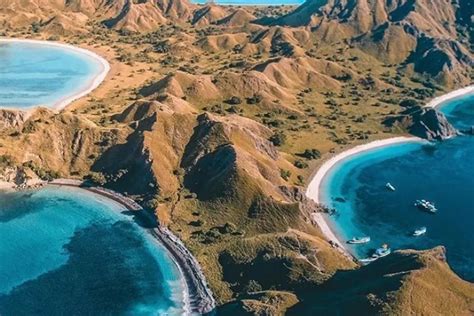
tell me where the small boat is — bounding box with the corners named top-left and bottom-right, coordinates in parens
top-left (373, 244), bottom-right (391, 258)
top-left (413, 227), bottom-right (427, 236)
top-left (359, 257), bottom-right (378, 264)
top-left (385, 182), bottom-right (396, 191)
top-left (359, 244), bottom-right (391, 265)
top-left (347, 236), bottom-right (371, 244)
top-left (414, 199), bottom-right (437, 213)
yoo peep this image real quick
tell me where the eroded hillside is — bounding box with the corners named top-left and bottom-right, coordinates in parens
top-left (0, 0), bottom-right (473, 313)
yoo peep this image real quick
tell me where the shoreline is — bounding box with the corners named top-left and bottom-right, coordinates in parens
top-left (0, 38), bottom-right (110, 111)
top-left (426, 85), bottom-right (474, 109)
top-left (306, 137), bottom-right (422, 256)
top-left (306, 85), bottom-right (474, 260)
top-left (45, 179), bottom-right (216, 315)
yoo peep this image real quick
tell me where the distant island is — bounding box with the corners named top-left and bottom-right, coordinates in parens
top-left (0, 0), bottom-right (473, 314)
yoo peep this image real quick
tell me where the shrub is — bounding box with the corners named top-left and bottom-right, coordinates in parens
top-left (280, 169), bottom-right (291, 181)
top-left (145, 198), bottom-right (159, 210)
top-left (400, 99), bottom-right (419, 108)
top-left (294, 159), bottom-right (308, 169)
top-left (297, 175), bottom-right (305, 185)
top-left (246, 94), bottom-right (263, 104)
top-left (301, 149), bottom-right (321, 160)
top-left (269, 132), bottom-right (286, 146)
top-left (226, 96), bottom-right (242, 105)
top-left (86, 172), bottom-right (107, 186)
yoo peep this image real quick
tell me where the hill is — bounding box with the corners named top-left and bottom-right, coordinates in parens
top-left (269, 0), bottom-right (473, 86)
top-left (0, 0), bottom-right (472, 313)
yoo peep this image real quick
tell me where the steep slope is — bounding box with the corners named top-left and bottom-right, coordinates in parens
top-left (0, 0), bottom-right (195, 32)
top-left (191, 5), bottom-right (229, 26)
top-left (0, 108), bottom-right (127, 178)
top-left (288, 247), bottom-right (474, 315)
top-left (270, 0), bottom-right (473, 86)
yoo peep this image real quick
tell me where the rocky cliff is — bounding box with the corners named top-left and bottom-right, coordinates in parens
top-left (385, 106), bottom-right (458, 140)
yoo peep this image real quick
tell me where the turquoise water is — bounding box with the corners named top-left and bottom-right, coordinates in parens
top-left (192, 0), bottom-right (302, 5)
top-left (0, 41), bottom-right (103, 109)
top-left (0, 186), bottom-right (187, 315)
top-left (321, 93), bottom-right (474, 281)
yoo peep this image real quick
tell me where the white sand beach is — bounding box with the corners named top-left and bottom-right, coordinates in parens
top-left (425, 85), bottom-right (474, 109)
top-left (306, 137), bottom-right (421, 255)
top-left (306, 85), bottom-right (474, 257)
top-left (0, 38), bottom-right (110, 111)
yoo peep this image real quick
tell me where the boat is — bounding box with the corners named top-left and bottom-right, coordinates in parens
top-left (359, 257), bottom-right (378, 264)
top-left (414, 199), bottom-right (437, 213)
top-left (359, 244), bottom-right (391, 265)
top-left (347, 236), bottom-right (371, 244)
top-left (373, 244), bottom-right (391, 258)
top-left (413, 227), bottom-right (427, 236)
top-left (385, 182), bottom-right (396, 191)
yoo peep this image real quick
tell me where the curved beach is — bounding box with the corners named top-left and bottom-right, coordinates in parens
top-left (48, 179), bottom-right (216, 315)
top-left (426, 85), bottom-right (474, 109)
top-left (306, 85), bottom-right (474, 256)
top-left (0, 38), bottom-right (110, 111)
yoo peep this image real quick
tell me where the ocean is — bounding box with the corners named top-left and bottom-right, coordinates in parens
top-left (0, 41), bottom-right (103, 109)
top-left (321, 93), bottom-right (474, 281)
top-left (0, 186), bottom-right (186, 315)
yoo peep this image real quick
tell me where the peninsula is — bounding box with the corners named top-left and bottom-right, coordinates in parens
top-left (0, 0), bottom-right (473, 314)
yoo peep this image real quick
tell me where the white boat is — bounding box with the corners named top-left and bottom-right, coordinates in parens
top-left (359, 257), bottom-right (378, 264)
top-left (414, 199), bottom-right (437, 213)
top-left (385, 182), bottom-right (396, 191)
top-left (373, 244), bottom-right (391, 258)
top-left (347, 236), bottom-right (371, 244)
top-left (359, 244), bottom-right (391, 265)
top-left (413, 227), bottom-right (427, 236)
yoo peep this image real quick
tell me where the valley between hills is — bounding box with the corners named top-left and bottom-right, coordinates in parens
top-left (0, 0), bottom-right (473, 314)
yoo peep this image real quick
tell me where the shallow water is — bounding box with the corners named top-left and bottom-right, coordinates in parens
top-left (0, 41), bottom-right (103, 109)
top-left (0, 187), bottom-right (186, 315)
top-left (321, 93), bottom-right (474, 281)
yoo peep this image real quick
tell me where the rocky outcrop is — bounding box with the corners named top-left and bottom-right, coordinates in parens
top-left (409, 108), bottom-right (459, 140)
top-left (0, 109), bottom-right (27, 130)
top-left (384, 106), bottom-right (458, 141)
top-left (279, 185), bottom-right (318, 217)
top-left (0, 166), bottom-right (44, 189)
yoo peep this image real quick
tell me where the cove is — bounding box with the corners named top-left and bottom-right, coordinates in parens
top-left (0, 39), bottom-right (108, 110)
top-left (320, 92), bottom-right (474, 281)
top-left (0, 186), bottom-right (187, 315)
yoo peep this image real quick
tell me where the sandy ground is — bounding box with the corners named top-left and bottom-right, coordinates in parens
top-left (0, 181), bottom-right (15, 190)
top-left (426, 85), bottom-right (474, 109)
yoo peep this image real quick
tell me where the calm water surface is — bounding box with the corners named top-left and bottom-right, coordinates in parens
top-left (0, 187), bottom-right (186, 315)
top-left (0, 41), bottom-right (102, 109)
top-left (322, 93), bottom-right (474, 281)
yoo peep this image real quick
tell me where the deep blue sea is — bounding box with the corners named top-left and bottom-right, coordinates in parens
top-left (0, 186), bottom-right (187, 315)
top-left (321, 93), bottom-right (474, 281)
top-left (0, 41), bottom-right (102, 109)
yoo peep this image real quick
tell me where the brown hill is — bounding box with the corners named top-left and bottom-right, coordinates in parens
top-left (216, 8), bottom-right (256, 27)
top-left (287, 247), bottom-right (474, 315)
top-left (103, 1), bottom-right (168, 32)
top-left (270, 0), bottom-right (473, 86)
top-left (0, 108), bottom-right (127, 177)
top-left (0, 0), bottom-right (196, 32)
top-left (191, 4), bottom-right (229, 26)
